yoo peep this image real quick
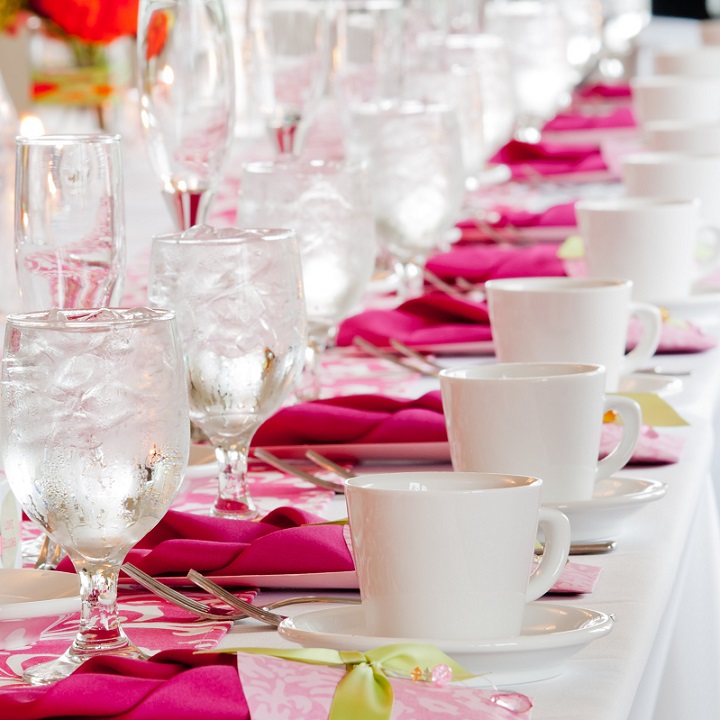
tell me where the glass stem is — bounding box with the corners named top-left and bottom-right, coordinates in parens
top-left (162, 188), bottom-right (215, 230)
top-left (213, 441), bottom-right (258, 519)
top-left (395, 258), bottom-right (425, 302)
top-left (72, 562), bottom-right (132, 656)
top-left (267, 112), bottom-right (302, 156)
top-left (295, 328), bottom-right (329, 402)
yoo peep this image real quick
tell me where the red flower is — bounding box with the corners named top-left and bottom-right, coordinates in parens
top-left (29, 0), bottom-right (139, 44)
top-left (144, 8), bottom-right (170, 61)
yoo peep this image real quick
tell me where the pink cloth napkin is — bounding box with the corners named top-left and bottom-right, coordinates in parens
top-left (575, 82), bottom-right (633, 100)
top-left (426, 243), bottom-right (567, 283)
top-left (255, 391), bottom-right (683, 466)
top-left (543, 106), bottom-right (636, 132)
top-left (57, 507), bottom-right (354, 578)
top-left (0, 650), bottom-right (249, 719)
top-left (490, 139), bottom-right (608, 180)
top-left (455, 204), bottom-right (577, 244)
top-left (255, 391), bottom-right (447, 446)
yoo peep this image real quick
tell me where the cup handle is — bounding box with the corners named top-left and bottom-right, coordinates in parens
top-left (595, 395), bottom-right (642, 481)
top-left (527, 507), bottom-right (571, 602)
top-left (621, 302), bottom-right (662, 376)
top-left (695, 223), bottom-right (720, 277)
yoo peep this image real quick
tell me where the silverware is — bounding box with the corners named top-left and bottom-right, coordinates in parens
top-left (305, 450), bottom-right (356, 479)
top-left (34, 534), bottom-right (64, 570)
top-left (636, 366), bottom-right (692, 377)
top-left (122, 563), bottom-right (359, 621)
top-left (535, 540), bottom-right (616, 556)
top-left (352, 336), bottom-right (440, 377)
top-left (188, 570), bottom-right (287, 627)
top-left (253, 448), bottom-right (346, 493)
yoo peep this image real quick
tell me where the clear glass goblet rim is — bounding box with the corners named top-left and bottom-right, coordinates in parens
top-left (4, 307), bottom-right (176, 331)
top-left (15, 133), bottom-right (122, 147)
top-left (152, 227), bottom-right (297, 248)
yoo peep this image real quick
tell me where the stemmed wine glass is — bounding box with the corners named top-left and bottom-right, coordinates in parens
top-left (238, 159), bottom-right (376, 400)
top-left (148, 228), bottom-right (307, 519)
top-left (244, 0), bottom-right (332, 156)
top-left (15, 134), bottom-right (125, 312)
top-left (345, 101), bottom-right (465, 300)
top-left (0, 307), bottom-right (190, 684)
top-left (137, 0), bottom-right (235, 230)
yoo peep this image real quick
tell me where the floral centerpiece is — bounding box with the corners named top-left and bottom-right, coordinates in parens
top-left (0, 0), bottom-right (139, 129)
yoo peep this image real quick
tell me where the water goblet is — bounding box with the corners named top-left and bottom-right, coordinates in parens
top-left (15, 134), bottom-right (125, 312)
top-left (238, 159), bottom-right (376, 400)
top-left (345, 101), bottom-right (465, 300)
top-left (0, 307), bottom-right (189, 684)
top-left (137, 0), bottom-right (235, 229)
top-left (244, 0), bottom-right (332, 157)
top-left (148, 228), bottom-right (307, 519)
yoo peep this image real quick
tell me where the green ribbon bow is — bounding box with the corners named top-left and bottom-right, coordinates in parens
top-left (224, 643), bottom-right (475, 720)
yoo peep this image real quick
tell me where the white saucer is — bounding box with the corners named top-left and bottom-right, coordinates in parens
top-left (617, 373), bottom-right (682, 397)
top-left (659, 290), bottom-right (720, 324)
top-left (278, 602), bottom-right (613, 686)
top-left (0, 569), bottom-right (80, 650)
top-left (546, 475), bottom-right (667, 543)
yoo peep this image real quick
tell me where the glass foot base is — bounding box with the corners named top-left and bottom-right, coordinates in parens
top-left (211, 497), bottom-right (259, 520)
top-left (24, 636), bottom-right (148, 685)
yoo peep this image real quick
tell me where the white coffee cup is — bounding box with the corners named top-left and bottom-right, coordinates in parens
top-left (576, 197), bottom-right (720, 303)
top-left (654, 47), bottom-right (720, 77)
top-left (439, 363), bottom-right (642, 504)
top-left (643, 120), bottom-right (720, 154)
top-left (630, 75), bottom-right (720, 124)
top-left (485, 277), bottom-right (662, 391)
top-left (622, 151), bottom-right (720, 226)
top-left (345, 471), bottom-right (570, 641)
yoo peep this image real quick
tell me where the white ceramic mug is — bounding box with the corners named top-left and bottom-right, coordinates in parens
top-left (630, 75), bottom-right (720, 124)
top-left (643, 120), bottom-right (720, 154)
top-left (438, 363), bottom-right (642, 504)
top-left (621, 151), bottom-right (720, 226)
top-left (576, 198), bottom-right (720, 303)
top-left (485, 277), bottom-right (662, 391)
top-left (345, 471), bottom-right (570, 641)
top-left (654, 47), bottom-right (720, 77)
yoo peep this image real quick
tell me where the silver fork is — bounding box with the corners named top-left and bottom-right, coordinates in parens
top-left (123, 563), bottom-right (359, 622)
top-left (187, 569), bottom-right (286, 627)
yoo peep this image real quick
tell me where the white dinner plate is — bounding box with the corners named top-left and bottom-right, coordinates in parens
top-left (546, 475), bottom-right (667, 543)
top-left (120, 570), bottom-right (359, 590)
top-left (0, 569), bottom-right (80, 650)
top-left (617, 372), bottom-right (683, 397)
top-left (278, 602), bottom-right (614, 686)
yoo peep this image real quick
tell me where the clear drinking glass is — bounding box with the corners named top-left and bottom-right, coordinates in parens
top-left (484, 0), bottom-right (575, 142)
top-left (334, 0), bottom-right (406, 114)
top-left (345, 101), bottom-right (465, 299)
top-left (238, 160), bottom-right (376, 400)
top-left (597, 0), bottom-right (650, 80)
top-left (0, 307), bottom-right (189, 684)
top-left (244, 0), bottom-right (332, 156)
top-left (15, 134), bottom-right (125, 312)
top-left (148, 228), bottom-right (307, 519)
top-left (137, 0), bottom-right (235, 230)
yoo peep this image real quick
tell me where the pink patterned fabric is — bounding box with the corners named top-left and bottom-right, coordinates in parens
top-left (490, 140), bottom-right (608, 180)
top-left (238, 653), bottom-right (533, 720)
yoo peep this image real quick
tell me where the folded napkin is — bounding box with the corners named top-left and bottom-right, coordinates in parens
top-left (255, 391), bottom-right (684, 466)
top-left (254, 391), bottom-right (446, 447)
top-left (0, 651), bottom-right (248, 720)
top-left (338, 286), bottom-right (715, 354)
top-left (426, 243), bottom-right (567, 283)
top-left (543, 106), bottom-right (636, 132)
top-left (575, 82), bottom-right (633, 100)
top-left (57, 507), bottom-right (354, 578)
top-left (490, 139), bottom-right (608, 180)
top-left (337, 293), bottom-right (493, 349)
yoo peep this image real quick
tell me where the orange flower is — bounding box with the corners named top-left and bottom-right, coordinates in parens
top-left (144, 8), bottom-right (170, 61)
top-left (29, 0), bottom-right (139, 44)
